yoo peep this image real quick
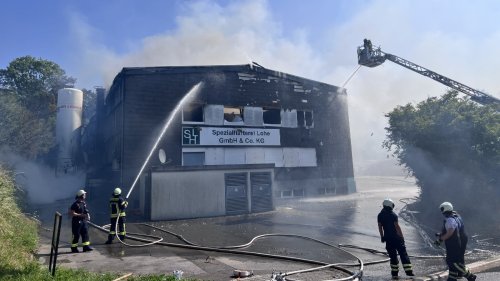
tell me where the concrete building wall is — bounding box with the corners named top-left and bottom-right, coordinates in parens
top-left (151, 170), bottom-right (225, 220)
top-left (149, 167), bottom-right (274, 220)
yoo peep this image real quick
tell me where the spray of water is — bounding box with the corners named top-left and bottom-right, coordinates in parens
top-left (125, 82), bottom-right (204, 199)
top-left (341, 65), bottom-right (362, 89)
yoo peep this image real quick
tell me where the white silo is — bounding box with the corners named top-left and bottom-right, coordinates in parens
top-left (56, 88), bottom-right (83, 175)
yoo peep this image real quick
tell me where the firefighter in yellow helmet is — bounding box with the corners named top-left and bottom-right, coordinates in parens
top-left (105, 187), bottom-right (128, 244)
top-left (69, 189), bottom-right (93, 253)
top-left (377, 198), bottom-right (414, 279)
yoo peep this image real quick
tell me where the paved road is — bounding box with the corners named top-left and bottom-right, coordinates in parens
top-left (36, 176), bottom-right (500, 280)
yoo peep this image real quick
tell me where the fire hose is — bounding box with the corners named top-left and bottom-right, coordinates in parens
top-left (93, 196), bottom-right (449, 280)
top-left (89, 220), bottom-right (363, 280)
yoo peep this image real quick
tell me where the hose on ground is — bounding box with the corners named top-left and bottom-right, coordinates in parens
top-left (90, 195), bottom-right (470, 280)
top-left (89, 221), bottom-right (362, 280)
top-left (88, 196), bottom-right (451, 280)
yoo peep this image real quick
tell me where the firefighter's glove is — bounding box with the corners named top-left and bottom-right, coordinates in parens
top-left (381, 236), bottom-right (386, 243)
top-left (434, 233), bottom-right (442, 245)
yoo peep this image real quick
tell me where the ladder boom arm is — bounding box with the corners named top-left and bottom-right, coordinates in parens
top-left (383, 53), bottom-right (499, 105)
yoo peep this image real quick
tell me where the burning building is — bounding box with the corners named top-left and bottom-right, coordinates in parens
top-left (84, 63), bottom-right (356, 220)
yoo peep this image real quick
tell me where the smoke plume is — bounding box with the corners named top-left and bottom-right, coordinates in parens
top-left (0, 149), bottom-right (84, 204)
top-left (67, 0), bottom-right (500, 176)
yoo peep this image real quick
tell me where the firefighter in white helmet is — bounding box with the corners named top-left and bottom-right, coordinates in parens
top-left (435, 202), bottom-right (476, 281)
top-left (105, 187), bottom-right (128, 244)
top-left (377, 198), bottom-right (414, 279)
top-left (69, 189), bottom-right (93, 253)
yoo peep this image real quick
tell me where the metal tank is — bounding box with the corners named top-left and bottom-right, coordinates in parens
top-left (56, 88), bottom-right (83, 175)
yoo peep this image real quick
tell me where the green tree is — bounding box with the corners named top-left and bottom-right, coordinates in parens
top-left (0, 57), bottom-right (75, 160)
top-left (0, 92), bottom-right (54, 159)
top-left (384, 91), bottom-right (499, 221)
top-left (0, 56), bottom-right (76, 119)
top-left (82, 88), bottom-right (97, 125)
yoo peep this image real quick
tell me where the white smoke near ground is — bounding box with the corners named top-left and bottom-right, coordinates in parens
top-left (0, 149), bottom-right (84, 204)
top-left (68, 0), bottom-right (500, 176)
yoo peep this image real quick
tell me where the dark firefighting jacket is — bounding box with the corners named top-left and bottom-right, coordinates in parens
top-left (110, 195), bottom-right (128, 218)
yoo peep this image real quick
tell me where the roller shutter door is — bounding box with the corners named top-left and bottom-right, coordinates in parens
top-left (225, 173), bottom-right (248, 215)
top-left (250, 172), bottom-right (272, 212)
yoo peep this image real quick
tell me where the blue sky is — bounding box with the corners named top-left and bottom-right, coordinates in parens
top-left (2, 0), bottom-right (499, 169)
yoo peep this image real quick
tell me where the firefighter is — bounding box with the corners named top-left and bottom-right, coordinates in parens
top-left (69, 189), bottom-right (93, 253)
top-left (105, 187), bottom-right (128, 244)
top-left (377, 198), bottom-right (414, 279)
top-left (435, 202), bottom-right (476, 281)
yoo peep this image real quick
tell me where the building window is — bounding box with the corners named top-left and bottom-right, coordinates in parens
top-left (318, 187), bottom-right (335, 195)
top-left (297, 110), bottom-right (314, 128)
top-left (293, 189), bottom-right (305, 197)
top-left (280, 189), bottom-right (305, 198)
top-left (305, 111), bottom-right (314, 127)
top-left (263, 107), bottom-right (281, 125)
top-left (183, 103), bottom-right (204, 123)
top-left (183, 152), bottom-right (205, 166)
top-left (224, 106), bottom-right (243, 124)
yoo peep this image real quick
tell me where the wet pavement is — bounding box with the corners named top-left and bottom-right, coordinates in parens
top-left (35, 176), bottom-right (500, 280)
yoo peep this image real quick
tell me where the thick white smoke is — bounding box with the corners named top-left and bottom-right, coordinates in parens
top-left (68, 0), bottom-right (500, 176)
top-left (0, 149), bottom-right (84, 204)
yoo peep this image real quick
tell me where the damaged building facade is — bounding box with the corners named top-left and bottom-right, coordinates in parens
top-left (85, 63), bottom-right (356, 220)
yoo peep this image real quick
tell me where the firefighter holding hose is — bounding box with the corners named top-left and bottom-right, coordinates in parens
top-left (105, 187), bottom-right (128, 244)
top-left (435, 202), bottom-right (476, 281)
top-left (377, 198), bottom-right (414, 279)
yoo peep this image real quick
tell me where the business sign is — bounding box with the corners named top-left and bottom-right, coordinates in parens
top-left (182, 127), bottom-right (280, 146)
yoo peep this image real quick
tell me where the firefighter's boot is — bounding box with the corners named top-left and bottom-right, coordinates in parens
top-left (82, 245), bottom-right (94, 252)
top-left (105, 235), bottom-right (114, 244)
top-left (466, 274), bottom-right (477, 281)
top-left (119, 235), bottom-right (126, 241)
top-left (71, 247), bottom-right (79, 253)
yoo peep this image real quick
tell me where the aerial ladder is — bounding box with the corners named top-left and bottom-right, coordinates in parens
top-left (357, 39), bottom-right (500, 107)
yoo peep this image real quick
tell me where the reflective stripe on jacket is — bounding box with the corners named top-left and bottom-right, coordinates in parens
top-left (110, 196), bottom-right (128, 218)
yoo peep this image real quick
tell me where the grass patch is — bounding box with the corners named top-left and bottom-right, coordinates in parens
top-left (1, 264), bottom-right (189, 281)
top-left (0, 168), bottom-right (38, 273)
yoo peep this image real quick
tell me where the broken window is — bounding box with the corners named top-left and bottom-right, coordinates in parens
top-left (297, 111), bottom-right (305, 127)
top-left (183, 103), bottom-right (204, 123)
top-left (224, 106), bottom-right (244, 123)
top-left (263, 107), bottom-right (281, 125)
top-left (297, 110), bottom-right (314, 128)
top-left (305, 111), bottom-right (314, 127)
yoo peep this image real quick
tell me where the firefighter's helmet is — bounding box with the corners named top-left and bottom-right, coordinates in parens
top-left (114, 187), bottom-right (122, 196)
top-left (76, 189), bottom-right (87, 197)
top-left (383, 198), bottom-right (395, 208)
top-left (439, 202), bottom-right (453, 213)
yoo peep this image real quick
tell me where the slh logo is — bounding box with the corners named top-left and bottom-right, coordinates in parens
top-left (182, 127), bottom-right (200, 145)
